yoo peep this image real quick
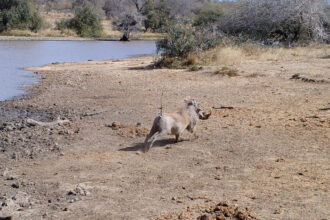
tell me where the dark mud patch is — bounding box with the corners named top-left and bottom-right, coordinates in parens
top-left (0, 119), bottom-right (79, 160)
top-left (0, 101), bottom-right (76, 123)
top-left (0, 101), bottom-right (78, 160)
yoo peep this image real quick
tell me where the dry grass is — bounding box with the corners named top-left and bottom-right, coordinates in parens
top-left (1, 11), bottom-right (163, 40)
top-left (214, 66), bottom-right (239, 77)
top-left (0, 28), bottom-right (78, 38)
top-left (40, 29), bottom-right (78, 37)
top-left (102, 19), bottom-right (163, 40)
top-left (205, 44), bottom-right (330, 66)
top-left (183, 54), bottom-right (198, 66)
top-left (0, 29), bottom-right (38, 37)
top-left (41, 10), bottom-right (74, 29)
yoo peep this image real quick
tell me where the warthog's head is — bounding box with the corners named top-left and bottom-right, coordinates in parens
top-left (185, 100), bottom-right (211, 120)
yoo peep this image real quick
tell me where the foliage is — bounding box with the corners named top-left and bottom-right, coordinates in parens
top-left (220, 0), bottom-right (329, 43)
top-left (142, 0), bottom-right (171, 32)
top-left (0, 0), bottom-right (44, 32)
top-left (56, 1), bottom-right (102, 37)
top-left (156, 19), bottom-right (198, 58)
top-left (193, 2), bottom-right (224, 27)
top-left (156, 18), bottom-right (221, 59)
top-left (103, 0), bottom-right (143, 40)
top-left (102, 0), bottom-right (205, 40)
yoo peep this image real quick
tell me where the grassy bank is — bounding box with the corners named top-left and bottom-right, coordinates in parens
top-left (0, 10), bottom-right (163, 40)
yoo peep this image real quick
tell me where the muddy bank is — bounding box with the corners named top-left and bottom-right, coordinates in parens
top-left (0, 53), bottom-right (329, 219)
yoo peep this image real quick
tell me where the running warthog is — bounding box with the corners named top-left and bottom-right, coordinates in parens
top-left (144, 100), bottom-right (211, 152)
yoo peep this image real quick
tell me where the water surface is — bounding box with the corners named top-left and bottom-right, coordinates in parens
top-left (0, 40), bottom-right (156, 101)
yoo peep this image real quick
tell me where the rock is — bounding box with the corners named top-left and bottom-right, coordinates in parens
top-left (111, 121), bottom-right (121, 130)
top-left (67, 184), bottom-right (91, 196)
top-left (11, 183), bottom-right (19, 189)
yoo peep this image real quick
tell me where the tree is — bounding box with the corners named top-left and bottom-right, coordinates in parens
top-left (142, 0), bottom-right (170, 32)
top-left (220, 0), bottom-right (329, 43)
top-left (103, 0), bottom-right (206, 39)
top-left (103, 0), bottom-right (143, 40)
top-left (57, 1), bottom-right (103, 37)
top-left (194, 1), bottom-right (223, 27)
top-left (0, 0), bottom-right (44, 32)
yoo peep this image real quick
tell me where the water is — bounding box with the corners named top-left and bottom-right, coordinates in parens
top-left (0, 40), bottom-right (156, 101)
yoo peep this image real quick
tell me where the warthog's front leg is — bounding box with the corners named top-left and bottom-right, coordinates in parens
top-left (186, 124), bottom-right (198, 141)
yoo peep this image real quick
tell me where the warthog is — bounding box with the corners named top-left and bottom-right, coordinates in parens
top-left (144, 100), bottom-right (211, 152)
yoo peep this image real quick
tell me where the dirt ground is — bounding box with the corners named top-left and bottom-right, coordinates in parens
top-left (0, 50), bottom-right (329, 219)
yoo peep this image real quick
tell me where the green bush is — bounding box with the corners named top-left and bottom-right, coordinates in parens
top-left (156, 19), bottom-right (198, 58)
top-left (156, 18), bottom-right (221, 59)
top-left (56, 2), bottom-right (103, 37)
top-left (142, 0), bottom-right (171, 32)
top-left (0, 0), bottom-right (44, 32)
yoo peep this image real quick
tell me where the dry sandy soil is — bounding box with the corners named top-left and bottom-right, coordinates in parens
top-left (0, 48), bottom-right (329, 219)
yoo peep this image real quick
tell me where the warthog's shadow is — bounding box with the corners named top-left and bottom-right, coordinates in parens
top-left (120, 139), bottom-right (182, 151)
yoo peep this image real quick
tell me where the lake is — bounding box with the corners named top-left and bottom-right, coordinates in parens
top-left (0, 40), bottom-right (156, 101)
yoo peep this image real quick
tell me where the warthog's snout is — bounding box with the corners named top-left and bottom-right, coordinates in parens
top-left (198, 109), bottom-right (212, 120)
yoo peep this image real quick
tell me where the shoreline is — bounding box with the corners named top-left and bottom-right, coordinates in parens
top-left (0, 35), bottom-right (160, 41)
top-left (0, 39), bottom-right (157, 102)
top-left (0, 51), bottom-right (329, 219)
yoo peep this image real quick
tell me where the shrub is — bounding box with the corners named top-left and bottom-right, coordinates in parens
top-left (156, 18), bottom-right (222, 61)
top-left (56, 2), bottom-right (103, 37)
top-left (0, 0), bottom-right (44, 32)
top-left (156, 19), bottom-right (198, 58)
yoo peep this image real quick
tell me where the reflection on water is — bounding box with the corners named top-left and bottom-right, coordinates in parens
top-left (0, 40), bottom-right (156, 101)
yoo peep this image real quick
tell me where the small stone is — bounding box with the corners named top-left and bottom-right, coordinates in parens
top-left (11, 183), bottom-right (19, 188)
top-left (274, 208), bottom-right (282, 214)
top-left (111, 121), bottom-right (121, 130)
top-left (6, 176), bottom-right (15, 181)
top-left (215, 176), bottom-right (222, 180)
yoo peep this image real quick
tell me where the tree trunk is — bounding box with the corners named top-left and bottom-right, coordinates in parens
top-left (120, 31), bottom-right (130, 41)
